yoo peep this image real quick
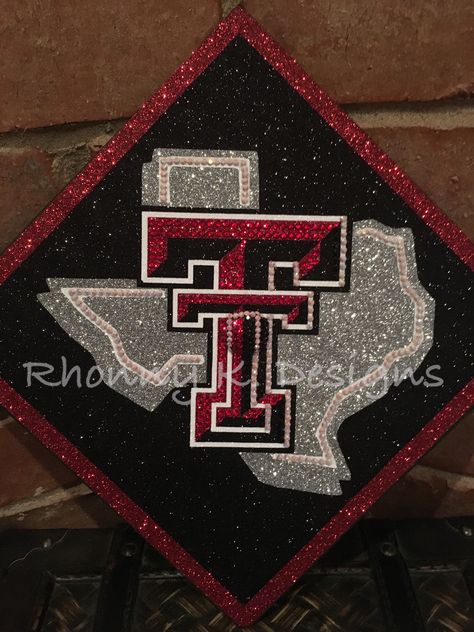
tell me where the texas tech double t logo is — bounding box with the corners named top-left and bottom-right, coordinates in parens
top-left (142, 211), bottom-right (346, 448)
top-left (39, 148), bottom-right (434, 495)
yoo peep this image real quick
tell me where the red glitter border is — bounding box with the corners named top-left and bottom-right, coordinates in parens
top-left (0, 7), bottom-right (473, 626)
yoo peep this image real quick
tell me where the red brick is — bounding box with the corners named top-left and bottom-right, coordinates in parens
top-left (0, 148), bottom-right (58, 252)
top-left (0, 492), bottom-right (120, 530)
top-left (419, 412), bottom-right (474, 477)
top-left (365, 126), bottom-right (474, 239)
top-left (244, 1), bottom-right (474, 104)
top-left (371, 465), bottom-right (474, 519)
top-left (0, 0), bottom-right (220, 132)
top-left (0, 421), bottom-right (78, 508)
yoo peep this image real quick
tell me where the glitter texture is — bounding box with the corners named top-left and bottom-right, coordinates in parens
top-left (38, 278), bottom-right (207, 411)
top-left (242, 220), bottom-right (435, 495)
top-left (145, 214), bottom-right (340, 279)
top-left (142, 148), bottom-right (259, 209)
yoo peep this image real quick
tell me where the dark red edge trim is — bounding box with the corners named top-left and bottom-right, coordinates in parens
top-left (0, 6), bottom-right (472, 626)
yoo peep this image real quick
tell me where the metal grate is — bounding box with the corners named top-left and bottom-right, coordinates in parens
top-left (41, 579), bottom-right (101, 632)
top-left (131, 572), bottom-right (384, 631)
top-left (0, 518), bottom-right (473, 631)
top-left (411, 571), bottom-right (474, 632)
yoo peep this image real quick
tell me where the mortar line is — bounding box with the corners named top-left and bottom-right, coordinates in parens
top-left (0, 483), bottom-right (92, 518)
top-left (348, 101), bottom-right (474, 130)
top-left (1, 100), bottom-right (474, 151)
top-left (409, 464), bottom-right (474, 491)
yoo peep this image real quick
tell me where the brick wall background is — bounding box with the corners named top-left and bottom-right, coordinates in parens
top-left (0, 1), bottom-right (473, 529)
